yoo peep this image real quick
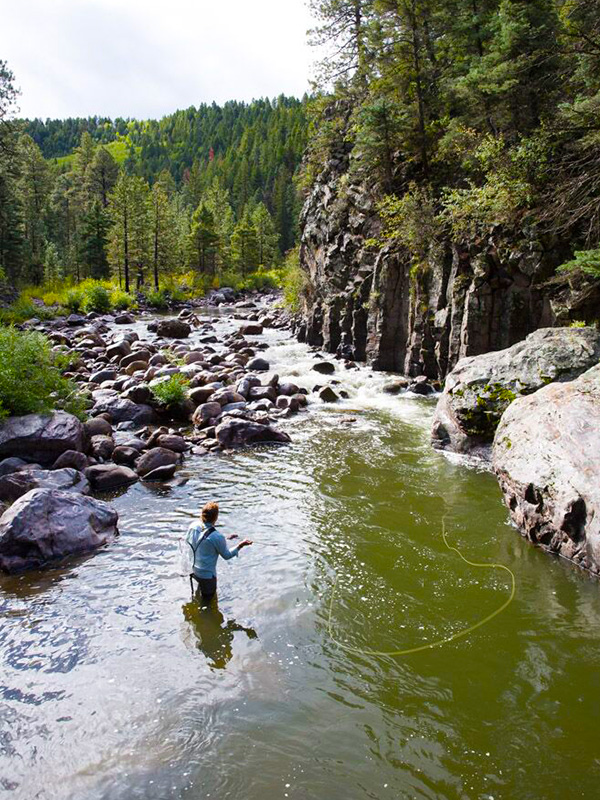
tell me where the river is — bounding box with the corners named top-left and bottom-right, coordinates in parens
top-left (1, 310), bottom-right (600, 800)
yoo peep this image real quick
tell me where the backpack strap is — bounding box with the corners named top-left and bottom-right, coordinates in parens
top-left (189, 524), bottom-right (216, 557)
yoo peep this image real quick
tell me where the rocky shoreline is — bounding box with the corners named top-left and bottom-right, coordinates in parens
top-left (0, 289), bottom-right (357, 573)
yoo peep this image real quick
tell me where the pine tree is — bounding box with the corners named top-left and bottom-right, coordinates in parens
top-left (231, 209), bottom-right (260, 276)
top-left (150, 181), bottom-right (177, 289)
top-left (187, 203), bottom-right (220, 275)
top-left (87, 146), bottom-right (119, 207)
top-left (43, 241), bottom-right (62, 284)
top-left (18, 134), bottom-right (52, 283)
top-left (80, 199), bottom-right (110, 280)
top-left (108, 173), bottom-right (150, 292)
top-left (251, 202), bottom-right (279, 267)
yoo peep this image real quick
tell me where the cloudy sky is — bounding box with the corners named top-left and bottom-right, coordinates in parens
top-left (3, 0), bottom-right (317, 120)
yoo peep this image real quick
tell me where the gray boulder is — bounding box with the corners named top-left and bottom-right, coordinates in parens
top-left (319, 386), bottom-right (339, 403)
top-left (0, 457), bottom-right (27, 477)
top-left (432, 327), bottom-right (600, 456)
top-left (92, 396), bottom-right (157, 425)
top-left (155, 434), bottom-right (189, 453)
top-left (85, 464), bottom-right (139, 491)
top-left (0, 467), bottom-right (89, 503)
top-left (493, 364), bottom-right (600, 574)
top-left (53, 450), bottom-right (90, 472)
top-left (247, 357), bottom-right (269, 372)
top-left (215, 418), bottom-right (291, 448)
top-left (312, 361), bottom-right (335, 375)
top-left (239, 323), bottom-right (263, 335)
top-left (135, 447), bottom-right (180, 477)
top-left (142, 464), bottom-right (177, 482)
top-left (156, 319), bottom-right (191, 339)
top-left (0, 489), bottom-right (118, 573)
top-left (0, 412), bottom-right (85, 465)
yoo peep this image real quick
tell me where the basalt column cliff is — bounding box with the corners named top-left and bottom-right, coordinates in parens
top-left (297, 148), bottom-right (596, 380)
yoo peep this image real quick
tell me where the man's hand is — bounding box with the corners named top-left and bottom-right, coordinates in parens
top-left (238, 539), bottom-right (253, 549)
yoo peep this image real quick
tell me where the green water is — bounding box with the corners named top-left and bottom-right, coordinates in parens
top-left (1, 327), bottom-right (599, 800)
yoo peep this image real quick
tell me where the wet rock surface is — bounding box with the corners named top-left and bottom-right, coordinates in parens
top-left (431, 327), bottom-right (600, 456)
top-left (0, 412), bottom-right (85, 466)
top-left (493, 364), bottom-right (600, 574)
top-left (0, 488), bottom-right (119, 573)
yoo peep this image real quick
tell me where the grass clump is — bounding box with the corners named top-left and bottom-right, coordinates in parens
top-left (0, 327), bottom-right (87, 419)
top-left (150, 374), bottom-right (189, 408)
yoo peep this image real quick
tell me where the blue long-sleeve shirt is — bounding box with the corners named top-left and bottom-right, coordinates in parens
top-left (186, 522), bottom-right (240, 579)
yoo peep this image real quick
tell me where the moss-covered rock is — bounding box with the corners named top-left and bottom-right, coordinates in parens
top-left (432, 327), bottom-right (600, 457)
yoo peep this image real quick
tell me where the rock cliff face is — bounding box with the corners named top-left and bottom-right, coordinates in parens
top-left (298, 157), bottom-right (597, 378)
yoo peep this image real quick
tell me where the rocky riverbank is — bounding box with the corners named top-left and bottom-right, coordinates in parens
top-left (429, 327), bottom-right (600, 575)
top-left (0, 290), bottom-right (358, 572)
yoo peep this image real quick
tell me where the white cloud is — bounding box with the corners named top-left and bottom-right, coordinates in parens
top-left (2, 0), bottom-right (318, 119)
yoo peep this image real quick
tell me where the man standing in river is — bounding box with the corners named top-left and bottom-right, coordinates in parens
top-left (186, 501), bottom-right (252, 602)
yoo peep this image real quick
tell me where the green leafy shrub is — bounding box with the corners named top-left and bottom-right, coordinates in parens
top-left (0, 327), bottom-right (87, 419)
top-left (64, 289), bottom-right (84, 313)
top-left (82, 284), bottom-right (111, 314)
top-left (145, 288), bottom-right (170, 309)
top-left (111, 288), bottom-right (135, 311)
top-left (570, 320), bottom-right (588, 328)
top-left (150, 375), bottom-right (189, 407)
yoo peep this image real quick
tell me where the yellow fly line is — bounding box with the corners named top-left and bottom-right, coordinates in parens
top-left (327, 519), bottom-right (516, 658)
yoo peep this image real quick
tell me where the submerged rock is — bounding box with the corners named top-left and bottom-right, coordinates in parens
top-left (215, 418), bottom-right (291, 448)
top-left (493, 364), bottom-right (600, 574)
top-left (432, 327), bottom-right (600, 456)
top-left (0, 412), bottom-right (85, 466)
top-left (0, 488), bottom-right (118, 573)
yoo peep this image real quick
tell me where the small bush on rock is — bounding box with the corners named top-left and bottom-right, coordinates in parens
top-left (0, 328), bottom-right (87, 419)
top-left (150, 375), bottom-right (190, 408)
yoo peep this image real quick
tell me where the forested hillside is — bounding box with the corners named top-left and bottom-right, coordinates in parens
top-left (298, 0), bottom-right (600, 374)
top-left (0, 87), bottom-right (307, 291)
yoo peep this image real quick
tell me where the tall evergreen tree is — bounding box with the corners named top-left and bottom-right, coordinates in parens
top-left (80, 199), bottom-right (110, 279)
top-left (108, 173), bottom-right (150, 292)
top-left (231, 209), bottom-right (260, 275)
top-left (187, 203), bottom-right (220, 275)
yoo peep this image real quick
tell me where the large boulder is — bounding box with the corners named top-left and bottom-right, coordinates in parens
top-left (91, 396), bottom-right (157, 425)
top-left (135, 447), bottom-right (180, 477)
top-left (0, 489), bottom-right (118, 573)
top-left (85, 464), bottom-right (139, 491)
top-left (215, 418), bottom-right (291, 448)
top-left (0, 467), bottom-right (89, 503)
top-left (156, 319), bottom-right (191, 339)
top-left (493, 364), bottom-right (600, 574)
top-left (432, 327), bottom-right (600, 456)
top-left (0, 412), bottom-right (85, 466)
